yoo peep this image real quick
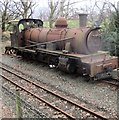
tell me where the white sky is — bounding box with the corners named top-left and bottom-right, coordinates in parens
top-left (13, 0), bottom-right (119, 18)
top-left (32, 0), bottom-right (119, 17)
top-left (14, 0), bottom-right (119, 8)
top-left (35, 0), bottom-right (119, 8)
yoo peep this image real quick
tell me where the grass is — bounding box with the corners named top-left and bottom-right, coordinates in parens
top-left (43, 21), bottom-right (50, 28)
top-left (67, 19), bottom-right (79, 28)
top-left (43, 19), bottom-right (80, 28)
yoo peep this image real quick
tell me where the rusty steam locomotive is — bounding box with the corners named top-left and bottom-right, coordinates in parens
top-left (9, 14), bottom-right (118, 80)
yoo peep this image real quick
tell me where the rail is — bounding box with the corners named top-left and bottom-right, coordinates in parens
top-left (1, 63), bottom-right (108, 119)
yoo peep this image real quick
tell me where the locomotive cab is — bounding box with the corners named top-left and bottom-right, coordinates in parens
top-left (10, 19), bottom-right (43, 48)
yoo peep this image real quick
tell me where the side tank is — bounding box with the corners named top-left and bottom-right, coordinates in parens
top-left (24, 17), bottom-right (101, 54)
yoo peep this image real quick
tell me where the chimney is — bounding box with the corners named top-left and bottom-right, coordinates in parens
top-left (78, 13), bottom-right (88, 27)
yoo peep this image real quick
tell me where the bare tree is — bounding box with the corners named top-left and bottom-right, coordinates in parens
top-left (13, 0), bottom-right (36, 19)
top-left (59, 0), bottom-right (65, 16)
top-left (48, 0), bottom-right (59, 28)
top-left (63, 0), bottom-right (79, 19)
top-left (0, 0), bottom-right (37, 31)
top-left (0, 0), bottom-right (13, 31)
top-left (38, 8), bottom-right (49, 21)
top-left (47, 0), bottom-right (79, 27)
top-left (78, 0), bottom-right (114, 26)
top-left (0, 0), bottom-right (21, 31)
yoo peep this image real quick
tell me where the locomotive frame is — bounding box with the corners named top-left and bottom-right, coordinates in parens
top-left (7, 16), bottom-right (118, 81)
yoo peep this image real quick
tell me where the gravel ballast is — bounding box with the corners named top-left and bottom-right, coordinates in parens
top-left (2, 54), bottom-right (118, 118)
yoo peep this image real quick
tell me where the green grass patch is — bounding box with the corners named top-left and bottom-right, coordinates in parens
top-left (43, 21), bottom-right (50, 28)
top-left (43, 19), bottom-right (80, 28)
top-left (67, 19), bottom-right (79, 28)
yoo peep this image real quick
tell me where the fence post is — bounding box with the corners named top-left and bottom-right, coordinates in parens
top-left (16, 88), bottom-right (22, 118)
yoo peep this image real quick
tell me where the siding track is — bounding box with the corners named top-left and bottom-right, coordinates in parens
top-left (1, 62), bottom-right (109, 119)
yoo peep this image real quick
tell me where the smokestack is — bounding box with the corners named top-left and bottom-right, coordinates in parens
top-left (78, 13), bottom-right (88, 27)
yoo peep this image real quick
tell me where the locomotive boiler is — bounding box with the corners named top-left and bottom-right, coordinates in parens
top-left (23, 18), bottom-right (101, 54)
top-left (9, 14), bottom-right (118, 80)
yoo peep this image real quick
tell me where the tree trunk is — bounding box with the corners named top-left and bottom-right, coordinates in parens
top-left (2, 20), bottom-right (5, 32)
top-left (59, 0), bottom-right (65, 16)
top-left (49, 14), bottom-right (54, 28)
top-left (49, 19), bottom-right (53, 28)
top-left (2, 12), bottom-right (6, 32)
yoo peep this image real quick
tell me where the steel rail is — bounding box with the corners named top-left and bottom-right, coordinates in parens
top-left (2, 85), bottom-right (46, 118)
top-left (1, 74), bottom-right (75, 119)
top-left (1, 65), bottom-right (108, 120)
top-left (103, 80), bottom-right (119, 88)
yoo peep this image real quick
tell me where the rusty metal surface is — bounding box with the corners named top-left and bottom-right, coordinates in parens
top-left (10, 19), bottom-right (43, 47)
top-left (23, 27), bottom-right (101, 54)
top-left (78, 13), bottom-right (88, 27)
top-left (75, 52), bottom-right (118, 77)
top-left (55, 17), bottom-right (68, 28)
top-left (10, 17), bottom-right (102, 54)
top-left (9, 17), bottom-right (118, 80)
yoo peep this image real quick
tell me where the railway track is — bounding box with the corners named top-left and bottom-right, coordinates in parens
top-left (0, 63), bottom-right (110, 119)
top-left (100, 79), bottom-right (119, 89)
top-left (2, 85), bottom-right (47, 118)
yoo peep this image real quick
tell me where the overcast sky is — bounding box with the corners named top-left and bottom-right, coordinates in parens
top-left (32, 0), bottom-right (119, 18)
top-left (35, 0), bottom-right (119, 8)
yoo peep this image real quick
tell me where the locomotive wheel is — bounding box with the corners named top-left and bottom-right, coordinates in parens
top-left (89, 77), bottom-right (98, 84)
top-left (84, 76), bottom-right (97, 83)
top-left (5, 46), bottom-right (15, 55)
top-left (66, 63), bottom-right (76, 73)
top-left (84, 76), bottom-right (90, 82)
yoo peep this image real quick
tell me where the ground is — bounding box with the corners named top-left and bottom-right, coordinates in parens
top-left (0, 99), bottom-right (14, 118)
top-left (1, 32), bottom-right (14, 118)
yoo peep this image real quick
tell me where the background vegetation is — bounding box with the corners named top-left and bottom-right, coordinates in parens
top-left (43, 19), bottom-right (79, 28)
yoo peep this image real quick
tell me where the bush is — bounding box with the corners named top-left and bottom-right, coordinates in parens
top-left (101, 12), bottom-right (117, 56)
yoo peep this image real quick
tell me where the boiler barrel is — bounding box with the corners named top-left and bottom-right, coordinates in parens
top-left (24, 27), bottom-right (101, 54)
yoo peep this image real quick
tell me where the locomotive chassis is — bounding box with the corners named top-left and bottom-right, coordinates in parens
top-left (12, 45), bottom-right (118, 81)
top-left (8, 18), bottom-right (118, 81)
